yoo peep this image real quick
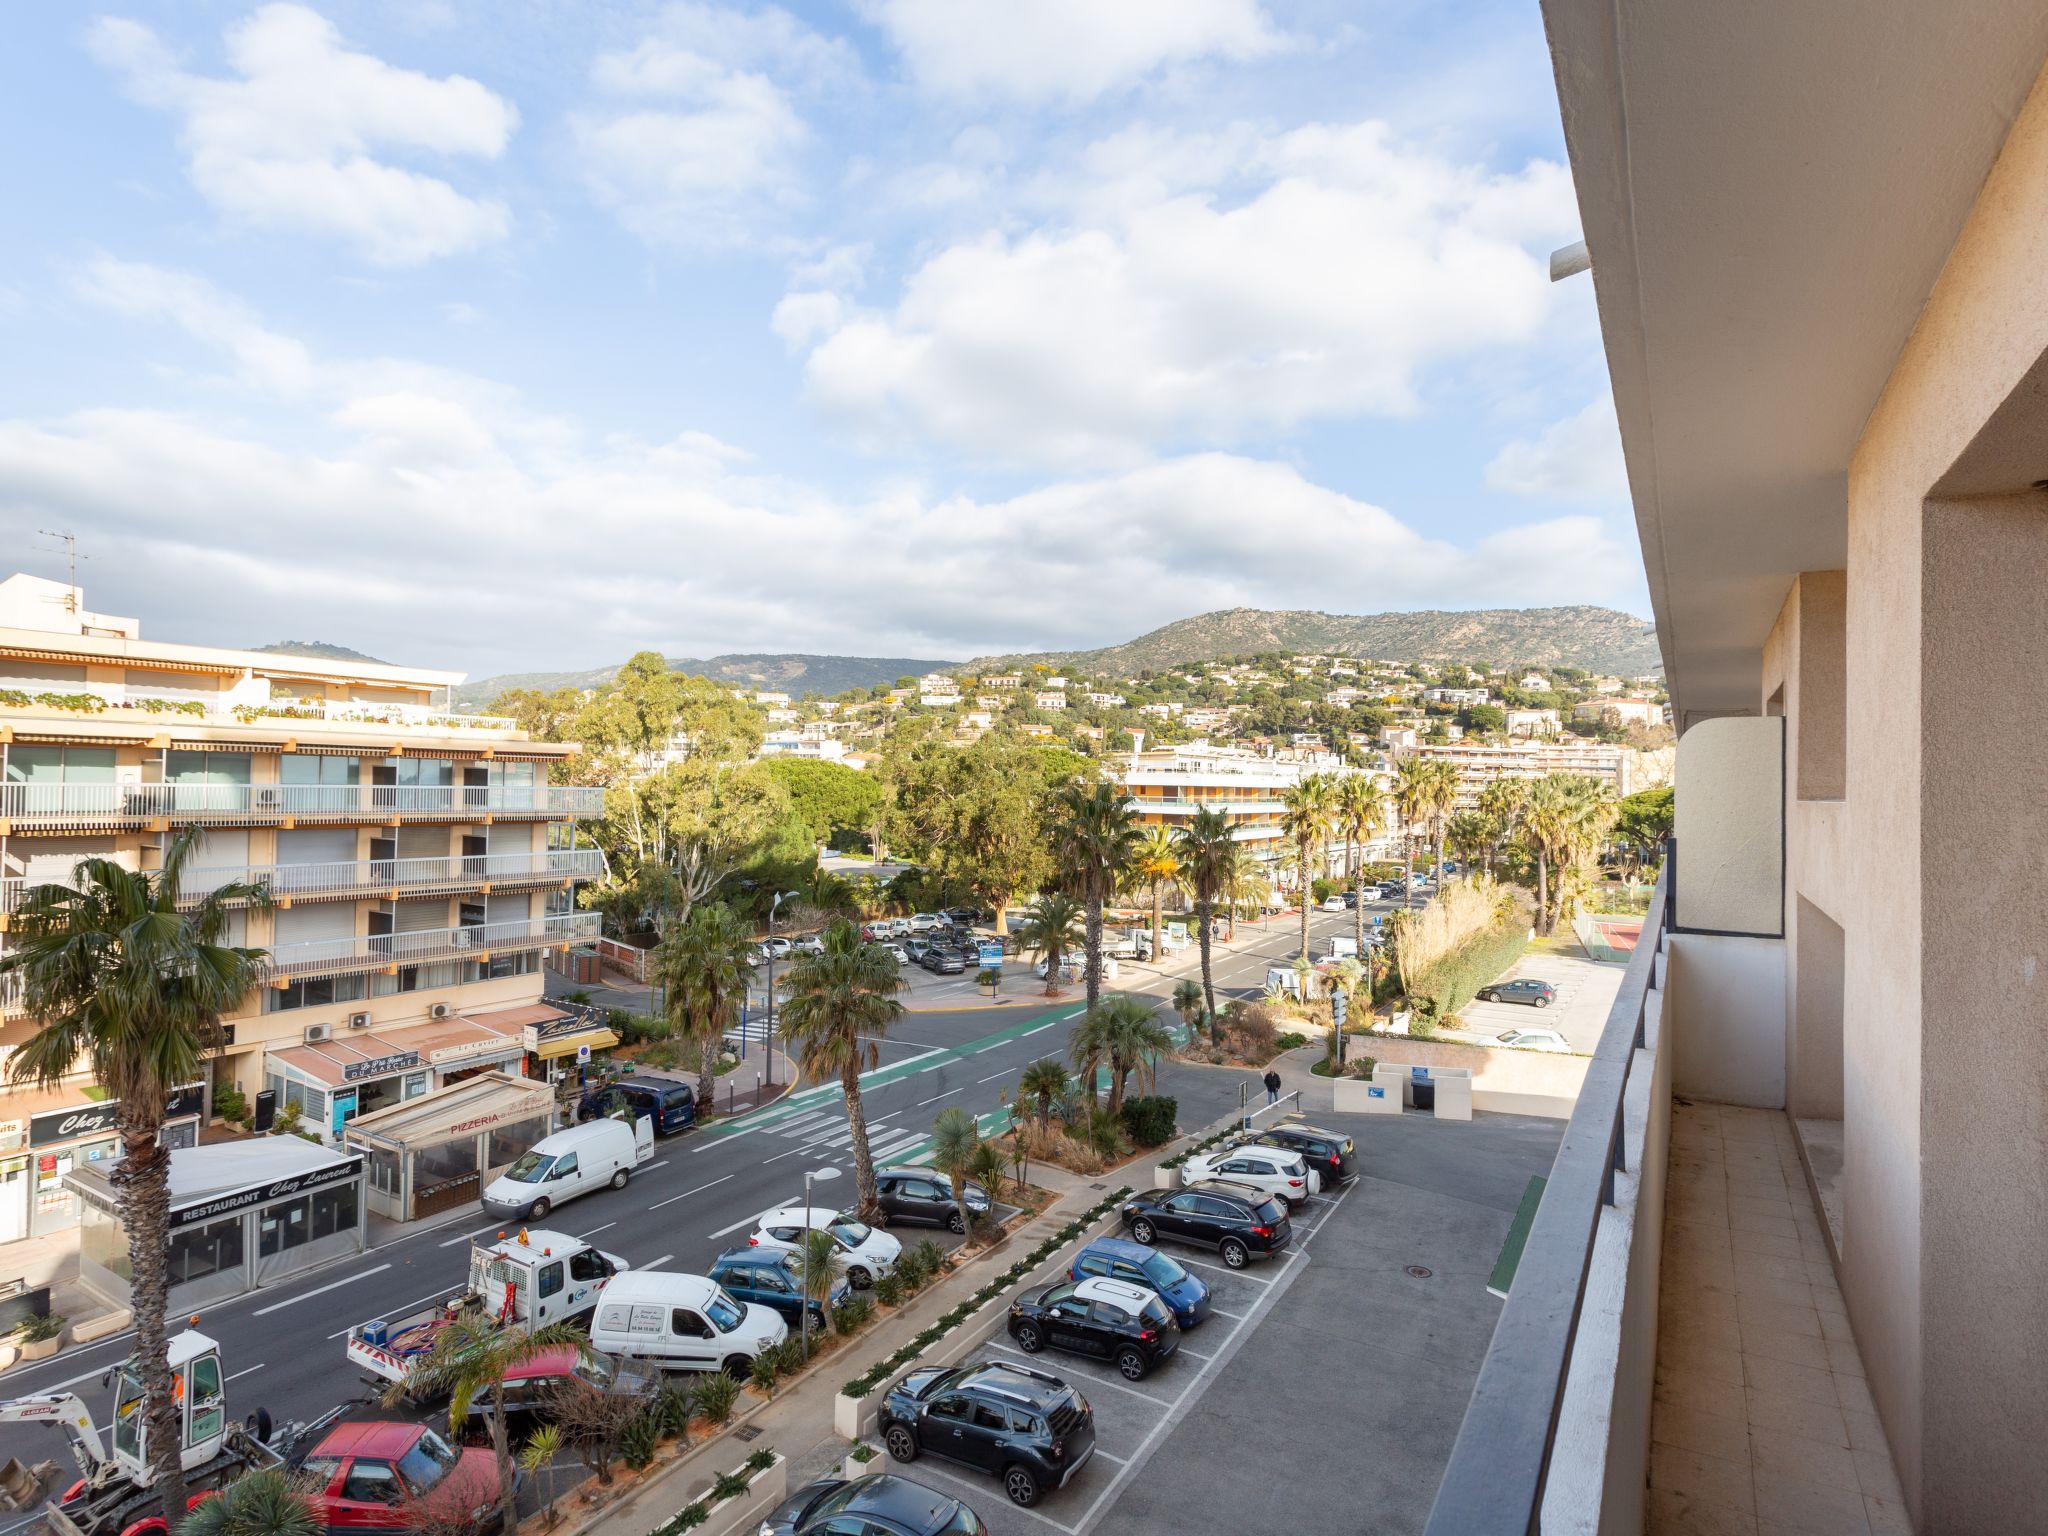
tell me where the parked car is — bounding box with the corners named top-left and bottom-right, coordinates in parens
top-left (1008, 1276), bottom-right (1180, 1380)
top-left (905, 937), bottom-right (932, 962)
top-left (1180, 1148), bottom-right (1319, 1206)
top-left (1230, 1123), bottom-right (1358, 1187)
top-left (761, 1474), bottom-right (988, 1536)
top-left (1319, 895), bottom-right (1346, 912)
top-left (878, 1361), bottom-right (1096, 1508)
top-left (883, 942), bottom-right (911, 964)
top-left (463, 1345), bottom-right (656, 1433)
top-left (792, 934), bottom-right (826, 956)
top-left (908, 913), bottom-right (946, 933)
top-left (1067, 1236), bottom-right (1211, 1327)
top-left (874, 1166), bottom-right (990, 1232)
top-left (758, 936), bottom-right (793, 959)
top-left (943, 906), bottom-right (983, 927)
top-left (299, 1422), bottom-right (507, 1533)
top-left (1496, 1026), bottom-right (1571, 1052)
top-left (707, 1245), bottom-right (850, 1329)
top-left (583, 1074), bottom-right (696, 1135)
top-left (1476, 978), bottom-right (1557, 1008)
top-left (1340, 889), bottom-right (1359, 907)
top-left (1119, 1183), bottom-right (1293, 1269)
top-left (749, 1205), bottom-right (902, 1287)
top-left (920, 949), bottom-right (966, 975)
top-left (589, 1271), bottom-right (788, 1376)
top-left (1035, 955), bottom-right (1117, 981)
top-left (481, 1116), bottom-right (653, 1221)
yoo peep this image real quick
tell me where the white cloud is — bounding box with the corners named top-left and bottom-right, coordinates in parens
top-left (87, 4), bottom-right (516, 265)
top-left (869, 0), bottom-right (1283, 103)
top-left (790, 120), bottom-right (1581, 467)
top-left (572, 3), bottom-right (850, 248)
top-left (69, 254), bottom-right (316, 396)
top-left (1485, 396), bottom-right (1628, 498)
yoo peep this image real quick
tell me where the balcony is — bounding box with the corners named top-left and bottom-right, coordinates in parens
top-left (0, 781), bottom-right (605, 829)
top-left (0, 681), bottom-right (517, 733)
top-left (260, 911), bottom-right (601, 980)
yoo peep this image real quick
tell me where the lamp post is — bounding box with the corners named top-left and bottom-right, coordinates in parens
top-left (765, 889), bottom-right (798, 1087)
top-left (800, 1164), bottom-right (842, 1362)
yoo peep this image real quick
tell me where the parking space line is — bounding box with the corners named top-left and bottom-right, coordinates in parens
top-left (1091, 1450), bottom-right (1129, 1465)
top-left (1179, 1258), bottom-right (1275, 1285)
top-left (881, 1457), bottom-right (1078, 1535)
top-left (1173, 1345), bottom-right (1215, 1361)
top-left (980, 1343), bottom-right (1174, 1406)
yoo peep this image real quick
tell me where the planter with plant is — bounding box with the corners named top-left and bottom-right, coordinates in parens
top-left (840, 1440), bottom-right (879, 1481)
top-left (14, 1314), bottom-right (65, 1359)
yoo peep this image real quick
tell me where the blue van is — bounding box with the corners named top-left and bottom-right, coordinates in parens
top-left (1068, 1236), bottom-right (1212, 1328)
top-left (581, 1076), bottom-right (697, 1134)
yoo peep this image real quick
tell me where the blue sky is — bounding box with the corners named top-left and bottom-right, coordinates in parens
top-left (0, 1), bottom-right (1639, 677)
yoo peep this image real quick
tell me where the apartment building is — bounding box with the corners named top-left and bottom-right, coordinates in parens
top-left (0, 574), bottom-right (601, 1250)
top-left (1423, 686), bottom-right (1490, 705)
top-left (1393, 737), bottom-right (1631, 808)
top-left (1502, 707), bottom-right (1562, 738)
top-left (1118, 745), bottom-right (1382, 881)
top-left (1427, 10), bottom-right (2048, 1535)
top-left (1572, 696), bottom-right (1665, 729)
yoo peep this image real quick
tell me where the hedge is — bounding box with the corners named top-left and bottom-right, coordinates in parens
top-left (646, 1447), bottom-right (779, 1536)
top-left (1406, 917), bottom-right (1532, 1021)
top-left (840, 1187), bottom-right (1133, 1398)
top-left (1117, 1095), bottom-right (1177, 1148)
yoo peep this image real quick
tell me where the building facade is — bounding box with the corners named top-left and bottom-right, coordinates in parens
top-left (1392, 738), bottom-right (1632, 808)
top-left (1117, 746), bottom-right (1387, 883)
top-left (0, 574), bottom-right (601, 1250)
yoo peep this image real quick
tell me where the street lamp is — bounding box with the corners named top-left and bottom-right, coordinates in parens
top-left (764, 889), bottom-right (800, 1087)
top-left (800, 1165), bottom-right (842, 1362)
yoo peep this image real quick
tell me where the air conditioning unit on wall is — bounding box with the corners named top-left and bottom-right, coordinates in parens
top-left (429, 1002), bottom-right (451, 1020)
top-left (347, 1012), bottom-right (372, 1030)
top-left (302, 1023), bottom-right (332, 1044)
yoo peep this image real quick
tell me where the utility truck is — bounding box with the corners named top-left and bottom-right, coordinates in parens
top-left (345, 1228), bottom-right (629, 1393)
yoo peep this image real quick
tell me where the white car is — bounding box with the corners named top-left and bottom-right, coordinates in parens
top-left (791, 934), bottom-right (825, 956)
top-left (747, 1205), bottom-right (902, 1288)
top-left (1034, 955), bottom-right (1119, 981)
top-left (1181, 1148), bottom-right (1320, 1206)
top-left (757, 936), bottom-right (792, 960)
top-left (882, 943), bottom-right (910, 964)
top-left (1320, 895), bottom-right (1346, 912)
top-left (1496, 1027), bottom-right (1571, 1053)
top-left (907, 913), bottom-right (946, 933)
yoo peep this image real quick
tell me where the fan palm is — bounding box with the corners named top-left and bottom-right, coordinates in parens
top-left (1, 827), bottom-right (269, 1525)
top-left (1421, 760), bottom-right (1461, 892)
top-left (1520, 775), bottom-right (1618, 934)
top-left (1475, 778), bottom-right (1530, 878)
top-left (1391, 758), bottom-right (1436, 908)
top-left (176, 1468), bottom-right (318, 1536)
top-left (387, 1317), bottom-right (590, 1534)
top-left (1169, 978), bottom-right (1205, 1045)
top-left (929, 1106), bottom-right (983, 1236)
top-left (1333, 774), bottom-right (1388, 957)
top-left (968, 1138), bottom-right (1008, 1204)
top-left (1049, 783), bottom-right (1140, 1013)
top-left (1174, 807), bottom-right (1235, 1040)
top-left (1085, 996), bottom-right (1177, 1113)
top-left (1129, 824), bottom-right (1183, 967)
top-left (653, 900), bottom-right (758, 1113)
top-left (1280, 774), bottom-right (1338, 960)
top-left (1017, 1056), bottom-right (1069, 1128)
top-left (778, 919), bottom-right (908, 1220)
top-left (1012, 892), bottom-right (1084, 997)
top-left (797, 1227), bottom-right (841, 1352)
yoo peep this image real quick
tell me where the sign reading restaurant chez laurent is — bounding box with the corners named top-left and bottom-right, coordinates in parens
top-left (342, 1052), bottom-right (422, 1083)
top-left (167, 1155), bottom-right (366, 1230)
top-left (30, 1083), bottom-right (207, 1147)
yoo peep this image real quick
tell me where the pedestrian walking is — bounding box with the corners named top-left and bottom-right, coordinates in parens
top-left (1263, 1068), bottom-right (1282, 1105)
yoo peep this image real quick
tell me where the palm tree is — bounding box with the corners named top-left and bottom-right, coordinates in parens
top-left (1129, 825), bottom-right (1183, 966)
top-left (1169, 979), bottom-right (1205, 1045)
top-left (1068, 1007), bottom-right (1108, 1113)
top-left (176, 1467), bottom-right (318, 1536)
top-left (1050, 783), bottom-right (1140, 1013)
top-left (520, 1424), bottom-right (564, 1532)
top-left (968, 1139), bottom-right (1008, 1204)
top-left (797, 1227), bottom-right (841, 1351)
top-left (1391, 758), bottom-right (1434, 908)
top-left (654, 900), bottom-right (758, 1114)
top-left (1087, 996), bottom-right (1177, 1113)
top-left (1280, 774), bottom-right (1338, 960)
top-left (1333, 774), bottom-right (1388, 958)
top-left (778, 919), bottom-right (908, 1220)
top-left (1012, 892), bottom-right (1084, 997)
top-left (1174, 807), bottom-right (1235, 1039)
top-left (1475, 778), bottom-right (1529, 878)
top-left (1017, 1056), bottom-right (1069, 1128)
top-left (1446, 812), bottom-right (1493, 879)
top-left (390, 1316), bottom-right (589, 1534)
top-left (930, 1106), bottom-right (983, 1235)
top-left (0, 828), bottom-right (269, 1525)
top-left (1420, 760), bottom-right (1461, 891)
top-left (1520, 775), bottom-right (1618, 934)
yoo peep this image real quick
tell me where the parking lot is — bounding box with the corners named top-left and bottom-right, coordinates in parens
top-left (869, 1106), bottom-right (1565, 1535)
top-left (1450, 946), bottom-right (1626, 1052)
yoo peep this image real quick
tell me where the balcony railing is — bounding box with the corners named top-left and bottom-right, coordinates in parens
top-left (0, 682), bottom-right (517, 732)
top-left (1422, 858), bottom-right (1671, 1535)
top-left (260, 911), bottom-right (601, 979)
top-left (0, 782), bottom-right (604, 823)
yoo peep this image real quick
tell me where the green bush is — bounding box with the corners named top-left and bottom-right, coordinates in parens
top-left (213, 1085), bottom-right (250, 1126)
top-left (833, 1294), bottom-right (873, 1333)
top-left (748, 1351), bottom-right (783, 1399)
top-left (871, 1273), bottom-right (903, 1306)
top-left (745, 1448), bottom-right (777, 1473)
top-left (653, 1381), bottom-right (694, 1440)
top-left (1310, 877), bottom-right (1336, 904)
top-left (1275, 1031), bottom-right (1308, 1050)
top-left (1407, 918), bottom-right (1532, 1022)
top-left (710, 1470), bottom-right (751, 1501)
top-left (691, 1372), bottom-right (741, 1425)
top-left (1117, 1095), bottom-right (1178, 1148)
top-left (619, 1409), bottom-right (660, 1470)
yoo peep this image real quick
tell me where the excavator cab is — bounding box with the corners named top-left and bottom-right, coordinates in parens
top-left (108, 1331), bottom-right (228, 1482)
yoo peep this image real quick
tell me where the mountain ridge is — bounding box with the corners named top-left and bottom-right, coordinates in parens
top-left (253, 640), bottom-right (387, 663)
top-left (455, 653), bottom-right (959, 705)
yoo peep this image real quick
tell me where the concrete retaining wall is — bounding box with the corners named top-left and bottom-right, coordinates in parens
top-left (1352, 1035), bottom-right (1591, 1118)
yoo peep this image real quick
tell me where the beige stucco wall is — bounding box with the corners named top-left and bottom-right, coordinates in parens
top-left (1830, 52), bottom-right (2048, 1529)
top-left (1672, 717), bottom-right (1783, 936)
top-left (1356, 1034), bottom-right (1591, 1117)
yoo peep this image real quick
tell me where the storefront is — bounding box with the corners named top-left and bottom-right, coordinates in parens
top-left (344, 1071), bottom-right (556, 1223)
top-left (519, 1004), bottom-right (621, 1084)
top-left (69, 1138), bottom-right (367, 1310)
top-left (263, 1014), bottom-right (527, 1141)
top-left (0, 1083), bottom-right (205, 1247)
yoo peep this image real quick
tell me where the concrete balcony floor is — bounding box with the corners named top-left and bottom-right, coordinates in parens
top-left (1651, 1102), bottom-right (1911, 1535)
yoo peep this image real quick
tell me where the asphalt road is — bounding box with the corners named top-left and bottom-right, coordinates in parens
top-left (0, 902), bottom-right (1384, 1485)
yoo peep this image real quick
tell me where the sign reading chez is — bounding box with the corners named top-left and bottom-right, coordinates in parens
top-left (342, 1052), bottom-right (422, 1083)
top-left (168, 1155), bottom-right (365, 1230)
top-left (31, 1083), bottom-right (207, 1147)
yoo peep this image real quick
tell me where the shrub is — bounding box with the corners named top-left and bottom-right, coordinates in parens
top-left (1117, 1095), bottom-right (1178, 1148)
top-left (691, 1372), bottom-right (741, 1426)
top-left (1275, 1031), bottom-right (1308, 1051)
top-left (1406, 910), bottom-right (1533, 1022)
top-left (833, 1294), bottom-right (873, 1333)
top-left (748, 1351), bottom-right (783, 1399)
top-left (618, 1409), bottom-right (660, 1470)
top-left (871, 1273), bottom-right (903, 1307)
top-left (213, 1085), bottom-right (250, 1126)
top-left (653, 1381), bottom-right (694, 1441)
top-left (1222, 1007), bottom-right (1279, 1062)
top-left (710, 1470), bottom-right (751, 1501)
top-left (745, 1448), bottom-right (777, 1473)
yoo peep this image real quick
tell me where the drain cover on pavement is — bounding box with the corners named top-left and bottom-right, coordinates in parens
top-left (732, 1425), bottom-right (762, 1442)
top-left (1406, 1265), bottom-right (1434, 1279)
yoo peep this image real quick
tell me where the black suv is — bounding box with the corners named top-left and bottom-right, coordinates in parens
top-left (1008, 1276), bottom-right (1180, 1380)
top-left (879, 1361), bottom-right (1096, 1508)
top-left (1120, 1181), bottom-right (1292, 1268)
top-left (1232, 1123), bottom-right (1358, 1186)
top-left (874, 1167), bottom-right (990, 1233)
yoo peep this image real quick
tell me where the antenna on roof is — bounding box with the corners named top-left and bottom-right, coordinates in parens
top-left (34, 529), bottom-right (87, 611)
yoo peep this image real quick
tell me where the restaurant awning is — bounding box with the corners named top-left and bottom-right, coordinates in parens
top-left (533, 1026), bottom-right (620, 1061)
top-left (269, 1014), bottom-right (523, 1088)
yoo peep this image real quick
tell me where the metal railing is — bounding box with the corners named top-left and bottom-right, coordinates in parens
top-left (0, 682), bottom-right (517, 731)
top-left (261, 911), bottom-right (601, 978)
top-left (0, 848), bottom-right (605, 913)
top-left (0, 782), bottom-right (603, 822)
top-left (1422, 860), bottom-right (1671, 1535)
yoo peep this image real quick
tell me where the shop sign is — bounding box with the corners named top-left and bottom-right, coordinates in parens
top-left (169, 1155), bottom-right (365, 1230)
top-left (31, 1083), bottom-right (205, 1147)
top-left (342, 1052), bottom-right (422, 1083)
top-left (428, 1037), bottom-right (510, 1066)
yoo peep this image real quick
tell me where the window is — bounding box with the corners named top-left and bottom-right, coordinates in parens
top-left (928, 1395), bottom-right (969, 1422)
top-left (553, 1152), bottom-right (579, 1180)
top-left (536, 1262), bottom-right (563, 1299)
top-left (971, 1403), bottom-right (1008, 1432)
top-left (281, 754), bottom-right (360, 787)
top-left (341, 1463), bottom-right (403, 1505)
top-left (187, 1353), bottom-right (223, 1443)
top-left (1165, 1194), bottom-right (1201, 1213)
top-left (1007, 1409), bottom-right (1038, 1434)
top-left (312, 1183), bottom-right (358, 1240)
top-left (1090, 1302), bottom-right (1129, 1326)
top-left (486, 1116), bottom-right (549, 1170)
top-left (569, 1250), bottom-right (608, 1283)
top-left (704, 1292), bottom-right (744, 1332)
top-left (395, 1430), bottom-right (457, 1494)
top-left (258, 1195), bottom-right (312, 1257)
top-left (670, 1309), bottom-right (710, 1339)
top-left (769, 1226), bottom-right (801, 1243)
top-left (1077, 1254), bottom-right (1107, 1277)
top-left (3, 746), bottom-right (114, 783)
top-left (168, 1213), bottom-right (245, 1286)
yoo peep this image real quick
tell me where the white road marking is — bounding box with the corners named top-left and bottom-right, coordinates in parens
top-left (578, 1222), bottom-right (617, 1238)
top-left (1178, 1258), bottom-right (1275, 1285)
top-left (641, 1253), bottom-right (675, 1271)
top-left (254, 1264), bottom-right (392, 1315)
top-left (706, 1209), bottom-right (768, 1240)
top-left (976, 1069), bottom-right (1012, 1083)
top-left (1206, 1307), bottom-right (1248, 1321)
top-left (37, 1362), bottom-right (127, 1392)
top-left (650, 1174), bottom-right (734, 1210)
top-left (440, 1223), bottom-right (504, 1249)
top-left (225, 1364), bottom-right (265, 1382)
top-left (917, 1086), bottom-right (965, 1107)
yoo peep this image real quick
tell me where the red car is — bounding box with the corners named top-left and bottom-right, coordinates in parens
top-left (299, 1421), bottom-right (508, 1531)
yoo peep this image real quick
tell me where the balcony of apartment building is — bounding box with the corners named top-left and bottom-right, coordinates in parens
top-left (257, 910), bottom-right (601, 981)
top-left (0, 778), bottom-right (604, 829)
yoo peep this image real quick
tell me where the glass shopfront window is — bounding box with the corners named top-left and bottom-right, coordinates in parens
top-left (485, 1116), bottom-right (550, 1171)
top-left (412, 1136), bottom-right (478, 1196)
top-left (170, 1214), bottom-right (245, 1285)
top-left (258, 1195), bottom-right (311, 1258)
top-left (30, 1137), bottom-right (117, 1238)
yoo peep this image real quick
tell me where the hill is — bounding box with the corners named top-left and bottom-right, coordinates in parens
top-left (972, 605), bottom-right (1661, 677)
top-left (253, 640), bottom-right (387, 664)
top-left (456, 653), bottom-right (960, 706)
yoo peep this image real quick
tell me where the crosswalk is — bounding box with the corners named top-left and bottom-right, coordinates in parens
top-left (761, 1107), bottom-right (934, 1170)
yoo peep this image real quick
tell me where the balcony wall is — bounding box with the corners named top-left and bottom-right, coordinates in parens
top-left (0, 782), bottom-right (603, 826)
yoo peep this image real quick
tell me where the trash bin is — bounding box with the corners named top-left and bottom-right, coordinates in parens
top-left (1410, 1066), bottom-right (1436, 1113)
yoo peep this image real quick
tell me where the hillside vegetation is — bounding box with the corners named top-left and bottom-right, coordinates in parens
top-left (457, 652), bottom-right (959, 706)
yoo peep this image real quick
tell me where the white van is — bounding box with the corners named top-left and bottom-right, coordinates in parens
top-left (1265, 966), bottom-right (1304, 999)
top-left (589, 1272), bottom-right (788, 1376)
top-left (1322, 935), bottom-right (1359, 960)
top-left (482, 1115), bottom-right (654, 1221)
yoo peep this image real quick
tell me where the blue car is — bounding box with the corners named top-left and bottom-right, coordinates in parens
top-left (709, 1245), bottom-right (851, 1328)
top-left (1068, 1236), bottom-right (1211, 1328)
